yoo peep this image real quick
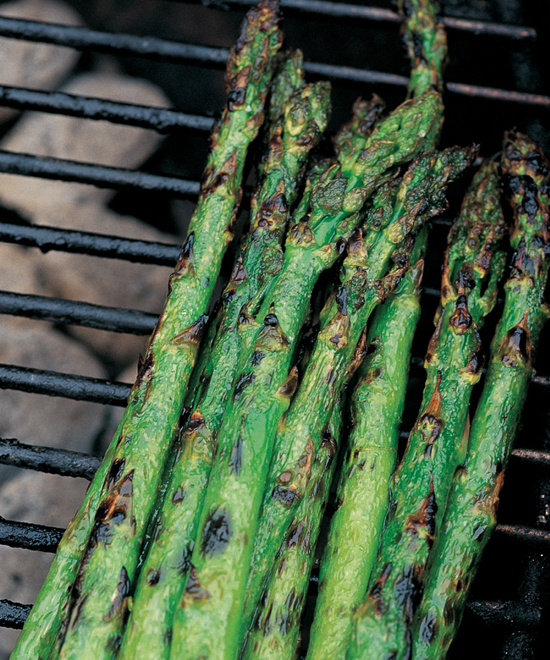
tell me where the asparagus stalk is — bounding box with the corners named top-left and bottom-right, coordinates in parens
top-left (412, 133), bottom-right (550, 660)
top-left (18, 5), bottom-right (282, 660)
top-left (242, 394), bottom-right (344, 660)
top-left (306, 2), bottom-right (444, 654)
top-left (306, 228), bottom-right (427, 660)
top-left (168, 91), bottom-right (444, 660)
top-left (348, 160), bottom-right (507, 660)
top-left (399, 0), bottom-right (447, 98)
top-left (244, 143), bottom-right (474, 635)
top-left (116, 56), bottom-right (331, 660)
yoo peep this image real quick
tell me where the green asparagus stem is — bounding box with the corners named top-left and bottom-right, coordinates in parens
top-left (348, 160), bottom-right (507, 660)
top-left (306, 228), bottom-right (427, 660)
top-left (168, 91), bottom-right (445, 660)
top-left (116, 56), bottom-right (331, 660)
top-left (398, 0), bottom-right (446, 97)
top-left (412, 133), bottom-right (550, 660)
top-left (307, 2), bottom-right (444, 654)
top-left (242, 395), bottom-right (344, 660)
top-left (243, 145), bottom-right (474, 646)
top-left (14, 5), bottom-right (282, 660)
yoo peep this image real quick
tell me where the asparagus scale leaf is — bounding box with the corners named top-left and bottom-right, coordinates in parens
top-left (116, 56), bottom-right (331, 660)
top-left (168, 91), bottom-right (444, 660)
top-left (348, 160), bottom-right (507, 660)
top-left (306, 228), bottom-right (427, 660)
top-left (12, 4), bottom-right (283, 660)
top-left (412, 133), bottom-right (550, 660)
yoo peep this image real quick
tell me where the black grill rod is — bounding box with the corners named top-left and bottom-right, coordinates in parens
top-left (0, 18), bottom-right (544, 107)
top-left (0, 222), bottom-right (180, 266)
top-left (0, 364), bottom-right (131, 406)
top-left (0, 596), bottom-right (539, 631)
top-left (1, 517), bottom-right (549, 556)
top-left (3, 438), bottom-right (550, 484)
top-left (0, 150), bottom-right (201, 197)
top-left (0, 290), bottom-right (159, 335)
top-left (196, 0), bottom-right (536, 40)
top-left (0, 438), bottom-right (101, 480)
top-left (2, 3), bottom-right (533, 43)
top-left (0, 85), bottom-right (215, 133)
top-left (0, 17), bottom-right (231, 64)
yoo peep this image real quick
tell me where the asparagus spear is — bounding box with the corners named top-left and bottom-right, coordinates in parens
top-left (116, 56), bottom-right (331, 660)
top-left (244, 143), bottom-right (474, 638)
top-left (306, 228), bottom-right (427, 660)
top-left (412, 133), bottom-right (550, 660)
top-left (242, 394), bottom-right (344, 660)
top-left (399, 0), bottom-right (447, 98)
top-left (168, 91), bottom-right (444, 660)
top-left (348, 160), bottom-right (507, 660)
top-left (306, 2), bottom-right (444, 654)
top-left (14, 5), bottom-right (282, 660)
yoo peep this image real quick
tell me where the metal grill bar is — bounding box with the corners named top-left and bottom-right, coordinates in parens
top-left (189, 0), bottom-right (536, 39)
top-left (0, 290), bottom-right (158, 335)
top-left (0, 18), bottom-right (544, 108)
top-left (0, 518), bottom-right (63, 552)
top-left (0, 150), bottom-right (200, 197)
top-left (0, 17), bottom-right (231, 64)
top-left (0, 222), bottom-right (180, 265)
top-left (0, 438), bottom-right (101, 480)
top-left (0, 600), bottom-right (31, 630)
top-left (0, 85), bottom-right (215, 133)
top-left (0, 364), bottom-right (131, 405)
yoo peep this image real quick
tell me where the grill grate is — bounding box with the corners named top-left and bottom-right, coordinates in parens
top-left (0, 1), bottom-right (548, 658)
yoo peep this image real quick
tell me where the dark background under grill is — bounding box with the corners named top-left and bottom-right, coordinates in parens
top-left (0, 1), bottom-right (549, 658)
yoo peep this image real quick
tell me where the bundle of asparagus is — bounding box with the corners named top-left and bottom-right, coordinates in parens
top-left (12, 0), bottom-right (550, 658)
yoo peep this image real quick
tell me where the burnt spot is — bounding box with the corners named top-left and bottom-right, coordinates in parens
top-left (227, 66), bottom-right (250, 111)
top-left (251, 350), bottom-right (265, 365)
top-left (519, 176), bottom-right (540, 224)
top-left (264, 312), bottom-right (279, 327)
top-left (419, 611), bottom-right (438, 646)
top-left (369, 562), bottom-right (392, 617)
top-left (107, 458), bottom-right (126, 491)
top-left (417, 372), bottom-right (443, 450)
top-left (405, 479), bottom-right (437, 545)
top-left (261, 602), bottom-right (274, 637)
top-left (177, 544), bottom-right (193, 575)
top-left (201, 508), bottom-right (233, 556)
top-left (201, 150), bottom-right (238, 196)
top-left (238, 309), bottom-right (255, 327)
top-left (278, 367), bottom-right (299, 398)
top-left (506, 311), bottom-right (531, 362)
top-left (287, 521), bottom-right (306, 549)
top-left (229, 436), bottom-right (243, 475)
top-left (171, 314), bottom-right (209, 347)
top-left (223, 288), bottom-right (236, 303)
top-left (330, 332), bottom-right (343, 346)
top-left (187, 410), bottom-right (205, 432)
top-left (90, 470), bottom-right (135, 547)
top-left (233, 371), bottom-right (255, 401)
top-left (133, 350), bottom-right (155, 390)
top-left (411, 30), bottom-right (426, 64)
top-left (320, 426), bottom-right (337, 458)
top-left (104, 566), bottom-right (131, 622)
top-left (184, 566), bottom-right (210, 601)
top-left (147, 568), bottom-right (161, 586)
top-left (106, 633), bottom-right (123, 655)
top-left (172, 487), bottom-right (186, 504)
top-left (295, 133), bottom-right (316, 149)
top-left (465, 325), bottom-right (485, 376)
top-left (163, 627), bottom-right (173, 647)
top-left (174, 232), bottom-right (195, 276)
top-left (347, 227), bottom-right (364, 255)
top-left (394, 563), bottom-right (422, 623)
top-left (336, 287), bottom-right (348, 316)
top-left (455, 264), bottom-right (475, 292)
top-left (336, 237), bottom-right (347, 254)
top-left (230, 256), bottom-right (247, 284)
top-left (449, 295), bottom-right (472, 334)
top-left (272, 486), bottom-right (299, 507)
top-left (325, 368), bottom-right (336, 387)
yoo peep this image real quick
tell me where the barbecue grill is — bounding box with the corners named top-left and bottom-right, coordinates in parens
top-left (0, 1), bottom-right (549, 658)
